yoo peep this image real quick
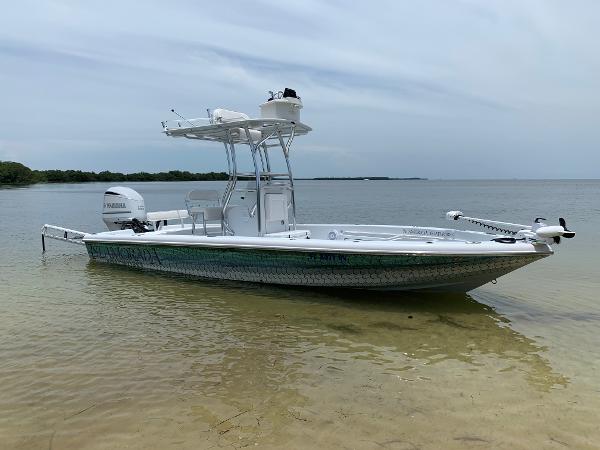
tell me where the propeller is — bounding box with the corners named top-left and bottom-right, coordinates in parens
top-left (551, 218), bottom-right (575, 244)
top-left (559, 218), bottom-right (575, 238)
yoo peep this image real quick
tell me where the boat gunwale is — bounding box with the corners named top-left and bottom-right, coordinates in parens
top-left (82, 235), bottom-right (552, 258)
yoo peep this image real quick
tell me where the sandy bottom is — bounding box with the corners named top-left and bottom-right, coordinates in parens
top-left (2, 261), bottom-right (599, 449)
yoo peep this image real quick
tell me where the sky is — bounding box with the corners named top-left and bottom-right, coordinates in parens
top-left (0, 0), bottom-right (599, 179)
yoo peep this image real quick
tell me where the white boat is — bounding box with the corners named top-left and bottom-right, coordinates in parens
top-left (42, 89), bottom-right (575, 292)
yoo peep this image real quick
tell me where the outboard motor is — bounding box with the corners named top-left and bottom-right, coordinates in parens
top-left (102, 186), bottom-right (148, 231)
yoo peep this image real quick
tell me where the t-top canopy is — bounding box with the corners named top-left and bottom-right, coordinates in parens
top-left (163, 118), bottom-right (311, 145)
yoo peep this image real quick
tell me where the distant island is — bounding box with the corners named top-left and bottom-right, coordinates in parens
top-left (298, 177), bottom-right (427, 181)
top-left (0, 161), bottom-right (228, 185)
top-left (0, 161), bottom-right (426, 185)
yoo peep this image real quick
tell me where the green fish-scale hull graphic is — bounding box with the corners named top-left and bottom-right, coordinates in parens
top-left (85, 242), bottom-right (545, 291)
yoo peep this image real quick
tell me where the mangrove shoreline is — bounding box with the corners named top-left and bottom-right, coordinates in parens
top-left (0, 161), bottom-right (425, 185)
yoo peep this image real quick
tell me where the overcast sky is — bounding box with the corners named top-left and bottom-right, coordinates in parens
top-left (1, 0), bottom-right (599, 178)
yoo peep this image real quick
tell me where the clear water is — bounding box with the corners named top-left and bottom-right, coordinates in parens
top-left (1, 180), bottom-right (599, 449)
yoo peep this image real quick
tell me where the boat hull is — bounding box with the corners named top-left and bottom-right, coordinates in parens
top-left (84, 241), bottom-right (547, 292)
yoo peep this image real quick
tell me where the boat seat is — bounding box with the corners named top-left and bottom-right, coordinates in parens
top-left (146, 209), bottom-right (189, 229)
top-left (234, 128), bottom-right (262, 143)
top-left (185, 190), bottom-right (223, 235)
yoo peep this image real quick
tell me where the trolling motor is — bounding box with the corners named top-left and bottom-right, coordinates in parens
top-left (531, 217), bottom-right (575, 244)
top-left (446, 211), bottom-right (575, 244)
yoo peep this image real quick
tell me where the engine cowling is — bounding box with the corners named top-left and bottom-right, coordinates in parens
top-left (102, 186), bottom-right (146, 231)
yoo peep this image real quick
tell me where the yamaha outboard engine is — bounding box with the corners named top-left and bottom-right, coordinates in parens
top-left (102, 186), bottom-right (147, 231)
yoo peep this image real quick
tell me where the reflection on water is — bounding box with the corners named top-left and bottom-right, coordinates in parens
top-left (88, 263), bottom-right (569, 387)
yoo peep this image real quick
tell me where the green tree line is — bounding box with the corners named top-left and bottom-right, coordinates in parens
top-left (0, 161), bottom-right (228, 185)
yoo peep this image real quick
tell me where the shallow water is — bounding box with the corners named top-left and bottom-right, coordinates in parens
top-left (1, 180), bottom-right (599, 449)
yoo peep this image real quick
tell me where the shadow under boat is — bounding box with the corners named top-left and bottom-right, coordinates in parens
top-left (82, 261), bottom-right (568, 392)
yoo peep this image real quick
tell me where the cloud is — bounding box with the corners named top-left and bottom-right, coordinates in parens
top-left (0, 0), bottom-right (598, 178)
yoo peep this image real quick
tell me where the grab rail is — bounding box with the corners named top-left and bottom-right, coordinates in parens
top-left (41, 224), bottom-right (87, 252)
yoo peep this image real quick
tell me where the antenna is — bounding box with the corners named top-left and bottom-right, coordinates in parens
top-left (170, 109), bottom-right (195, 127)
